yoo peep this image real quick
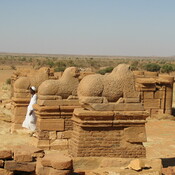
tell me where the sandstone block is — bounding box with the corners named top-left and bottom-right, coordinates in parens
top-left (124, 127), bottom-right (147, 143)
top-left (13, 107), bottom-right (27, 116)
top-left (143, 158), bottom-right (162, 172)
top-left (165, 98), bottom-right (173, 110)
top-left (37, 131), bottom-right (49, 140)
top-left (57, 132), bottom-right (63, 139)
top-left (143, 92), bottom-right (154, 99)
top-left (33, 104), bottom-right (60, 112)
top-left (151, 109), bottom-right (164, 115)
top-left (144, 99), bottom-right (160, 108)
top-left (14, 151), bottom-right (33, 162)
top-left (127, 159), bottom-right (145, 171)
top-left (125, 98), bottom-right (140, 103)
top-left (41, 153), bottom-right (72, 170)
top-left (4, 161), bottom-right (36, 172)
top-left (74, 108), bottom-right (114, 120)
top-left (13, 145), bottom-right (44, 161)
top-left (37, 99), bottom-right (80, 106)
top-left (0, 150), bottom-right (13, 159)
top-left (37, 166), bottom-right (71, 175)
top-left (154, 90), bottom-right (163, 99)
top-left (114, 111), bottom-right (149, 120)
top-left (37, 140), bottom-right (50, 150)
top-left (0, 168), bottom-right (14, 175)
top-left (49, 131), bottom-right (57, 140)
top-left (166, 87), bottom-right (173, 99)
top-left (37, 118), bottom-right (64, 131)
top-left (50, 139), bottom-right (68, 150)
top-left (61, 131), bottom-right (72, 139)
top-left (114, 103), bottom-right (144, 111)
top-left (124, 126), bottom-right (147, 142)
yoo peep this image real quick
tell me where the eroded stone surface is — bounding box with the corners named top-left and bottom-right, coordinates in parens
top-left (41, 152), bottom-right (72, 170)
top-left (78, 64), bottom-right (139, 109)
top-left (38, 67), bottom-right (80, 99)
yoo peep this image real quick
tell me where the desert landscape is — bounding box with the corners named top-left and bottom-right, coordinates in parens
top-left (1, 54), bottom-right (175, 175)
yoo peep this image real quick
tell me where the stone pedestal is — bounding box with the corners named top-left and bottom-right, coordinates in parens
top-left (135, 73), bottom-right (174, 117)
top-left (70, 108), bottom-right (149, 158)
top-left (11, 96), bottom-right (30, 132)
top-left (33, 100), bottom-right (80, 150)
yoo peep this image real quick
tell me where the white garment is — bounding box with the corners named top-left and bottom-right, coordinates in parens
top-left (22, 94), bottom-right (37, 131)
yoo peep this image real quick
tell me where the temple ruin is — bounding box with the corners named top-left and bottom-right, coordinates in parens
top-left (11, 67), bottom-right (55, 132)
top-left (134, 71), bottom-right (174, 117)
top-left (8, 64), bottom-right (173, 174)
top-left (33, 67), bottom-right (81, 149)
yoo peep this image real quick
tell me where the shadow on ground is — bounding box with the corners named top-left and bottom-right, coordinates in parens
top-left (161, 157), bottom-right (175, 168)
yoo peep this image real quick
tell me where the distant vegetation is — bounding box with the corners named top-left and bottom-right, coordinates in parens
top-left (0, 54), bottom-right (175, 73)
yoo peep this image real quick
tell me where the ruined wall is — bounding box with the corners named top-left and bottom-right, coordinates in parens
top-left (33, 67), bottom-right (81, 150)
top-left (134, 71), bottom-right (174, 117)
top-left (11, 67), bottom-right (55, 132)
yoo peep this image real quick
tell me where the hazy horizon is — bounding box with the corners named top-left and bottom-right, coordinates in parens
top-left (0, 0), bottom-right (175, 57)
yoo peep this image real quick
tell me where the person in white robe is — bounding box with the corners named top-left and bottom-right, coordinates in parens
top-left (22, 86), bottom-right (37, 131)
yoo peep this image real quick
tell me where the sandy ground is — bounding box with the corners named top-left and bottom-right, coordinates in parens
top-left (145, 120), bottom-right (175, 159)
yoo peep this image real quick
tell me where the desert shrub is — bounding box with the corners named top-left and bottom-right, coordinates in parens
top-left (55, 61), bottom-right (66, 67)
top-left (11, 65), bottom-right (16, 70)
top-left (130, 61), bottom-right (139, 70)
top-left (20, 57), bottom-right (26, 61)
top-left (143, 63), bottom-right (161, 72)
top-left (54, 67), bottom-right (66, 72)
top-left (97, 67), bottom-right (114, 75)
top-left (46, 60), bottom-right (55, 68)
top-left (6, 78), bottom-right (11, 85)
top-left (161, 64), bottom-right (174, 73)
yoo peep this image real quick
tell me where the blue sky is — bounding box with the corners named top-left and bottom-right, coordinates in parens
top-left (0, 0), bottom-right (175, 56)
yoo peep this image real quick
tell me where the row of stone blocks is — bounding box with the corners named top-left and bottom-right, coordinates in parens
top-left (33, 100), bottom-right (80, 150)
top-left (0, 145), bottom-right (73, 175)
top-left (135, 75), bottom-right (174, 116)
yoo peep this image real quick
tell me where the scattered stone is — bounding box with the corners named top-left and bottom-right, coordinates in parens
top-left (4, 161), bottom-right (36, 172)
top-left (13, 145), bottom-right (44, 160)
top-left (127, 159), bottom-right (145, 171)
top-left (0, 168), bottom-right (14, 175)
top-left (0, 150), bottom-right (13, 159)
top-left (41, 152), bottom-right (72, 170)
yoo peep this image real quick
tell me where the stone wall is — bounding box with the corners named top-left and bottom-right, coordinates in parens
top-left (32, 67), bottom-right (81, 150)
top-left (134, 71), bottom-right (174, 117)
top-left (33, 100), bottom-right (80, 150)
top-left (11, 67), bottom-right (55, 132)
top-left (70, 108), bottom-right (149, 158)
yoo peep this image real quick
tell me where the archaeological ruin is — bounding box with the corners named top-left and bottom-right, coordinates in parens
top-left (33, 67), bottom-right (81, 149)
top-left (11, 67), bottom-right (55, 132)
top-left (7, 64), bottom-right (174, 174)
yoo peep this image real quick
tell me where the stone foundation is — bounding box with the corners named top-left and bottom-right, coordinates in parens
top-left (70, 108), bottom-right (149, 158)
top-left (134, 72), bottom-right (174, 117)
top-left (33, 100), bottom-right (80, 150)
